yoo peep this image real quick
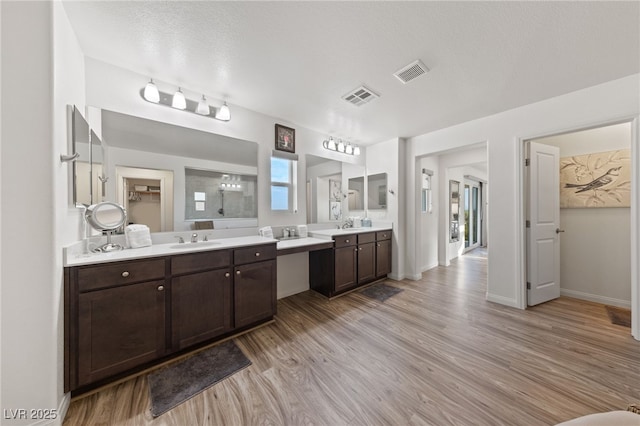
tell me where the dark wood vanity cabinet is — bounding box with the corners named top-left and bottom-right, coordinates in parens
top-left (310, 230), bottom-right (392, 298)
top-left (334, 236), bottom-right (358, 292)
top-left (171, 268), bottom-right (232, 350)
top-left (76, 278), bottom-right (166, 387)
top-left (65, 242), bottom-right (276, 393)
top-left (375, 231), bottom-right (392, 278)
top-left (233, 244), bottom-right (277, 328)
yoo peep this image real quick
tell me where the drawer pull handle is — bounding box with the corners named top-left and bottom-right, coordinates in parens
top-left (121, 271), bottom-right (130, 277)
top-left (236, 270), bottom-right (241, 275)
top-left (255, 252), bottom-right (260, 257)
top-left (354, 248), bottom-right (358, 252)
top-left (157, 285), bottom-right (164, 291)
top-left (225, 272), bottom-right (230, 278)
top-left (345, 239), bottom-right (350, 243)
top-left (377, 243), bottom-right (381, 247)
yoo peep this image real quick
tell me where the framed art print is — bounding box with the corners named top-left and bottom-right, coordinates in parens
top-left (275, 124), bottom-right (295, 153)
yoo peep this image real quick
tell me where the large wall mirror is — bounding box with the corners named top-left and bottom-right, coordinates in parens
top-left (83, 109), bottom-right (259, 231)
top-left (305, 154), bottom-right (365, 223)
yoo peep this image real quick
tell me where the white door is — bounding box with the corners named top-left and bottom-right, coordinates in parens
top-left (527, 141), bottom-right (561, 306)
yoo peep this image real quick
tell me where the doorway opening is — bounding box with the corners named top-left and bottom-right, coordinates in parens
top-left (116, 166), bottom-right (174, 232)
top-left (522, 120), bottom-right (636, 336)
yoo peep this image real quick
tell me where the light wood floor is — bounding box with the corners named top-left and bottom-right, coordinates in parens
top-left (64, 252), bottom-right (639, 425)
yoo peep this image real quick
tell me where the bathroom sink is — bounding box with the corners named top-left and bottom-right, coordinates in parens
top-left (169, 241), bottom-right (221, 249)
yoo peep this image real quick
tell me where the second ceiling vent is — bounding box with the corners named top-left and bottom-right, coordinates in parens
top-left (342, 85), bottom-right (380, 107)
top-left (393, 60), bottom-right (430, 84)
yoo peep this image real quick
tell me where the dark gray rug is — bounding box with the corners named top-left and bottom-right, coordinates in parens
top-left (361, 282), bottom-right (403, 302)
top-left (605, 305), bottom-right (631, 328)
top-left (148, 340), bottom-right (251, 417)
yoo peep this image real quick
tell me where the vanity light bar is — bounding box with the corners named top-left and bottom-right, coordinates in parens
top-left (140, 79), bottom-right (230, 122)
top-left (322, 137), bottom-right (361, 156)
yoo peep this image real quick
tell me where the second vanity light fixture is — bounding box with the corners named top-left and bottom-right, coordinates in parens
top-left (322, 136), bottom-right (361, 156)
top-left (141, 79), bottom-right (231, 122)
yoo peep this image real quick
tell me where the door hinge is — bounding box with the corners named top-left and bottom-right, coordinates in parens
top-left (526, 282), bottom-right (531, 290)
top-left (525, 220), bottom-right (530, 228)
top-left (525, 158), bottom-right (530, 166)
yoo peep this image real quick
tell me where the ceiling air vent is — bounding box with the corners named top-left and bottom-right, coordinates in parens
top-left (393, 60), bottom-right (429, 84)
top-left (342, 85), bottom-right (379, 107)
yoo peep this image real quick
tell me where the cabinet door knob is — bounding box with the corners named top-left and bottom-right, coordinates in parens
top-left (157, 285), bottom-right (164, 291)
top-left (236, 270), bottom-right (241, 275)
top-left (354, 248), bottom-right (358, 252)
top-left (382, 234), bottom-right (387, 238)
top-left (121, 271), bottom-right (130, 277)
top-left (345, 239), bottom-right (350, 243)
top-left (359, 247), bottom-right (363, 251)
top-left (225, 272), bottom-right (230, 278)
top-left (377, 243), bottom-right (381, 247)
top-left (255, 252), bottom-right (260, 257)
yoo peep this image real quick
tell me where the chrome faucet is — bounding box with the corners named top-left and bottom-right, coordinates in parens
top-left (191, 233), bottom-right (198, 243)
top-left (341, 218), bottom-right (354, 229)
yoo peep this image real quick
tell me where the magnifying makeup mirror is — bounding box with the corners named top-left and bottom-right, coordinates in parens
top-left (85, 201), bottom-right (127, 252)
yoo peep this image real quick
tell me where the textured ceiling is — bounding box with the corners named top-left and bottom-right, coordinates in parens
top-left (63, 1), bottom-right (640, 146)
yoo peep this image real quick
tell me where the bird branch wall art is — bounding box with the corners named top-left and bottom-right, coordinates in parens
top-left (560, 149), bottom-right (631, 208)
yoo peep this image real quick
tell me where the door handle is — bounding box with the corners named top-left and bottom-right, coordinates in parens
top-left (556, 228), bottom-right (565, 234)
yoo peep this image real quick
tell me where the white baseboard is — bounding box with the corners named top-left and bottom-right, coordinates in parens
top-left (406, 273), bottom-right (422, 281)
top-left (560, 289), bottom-right (631, 308)
top-left (421, 262), bottom-right (439, 273)
top-left (388, 272), bottom-right (404, 281)
top-left (27, 393), bottom-right (70, 426)
top-left (486, 293), bottom-right (521, 309)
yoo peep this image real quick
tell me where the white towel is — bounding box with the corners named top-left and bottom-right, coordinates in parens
top-left (296, 225), bottom-right (308, 238)
top-left (259, 226), bottom-right (273, 238)
top-left (125, 224), bottom-right (152, 248)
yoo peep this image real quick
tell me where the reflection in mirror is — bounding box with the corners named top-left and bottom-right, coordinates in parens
top-left (347, 176), bottom-right (364, 211)
top-left (367, 173), bottom-right (387, 210)
top-left (100, 109), bottom-right (258, 230)
top-left (185, 168), bottom-right (257, 220)
top-left (305, 154), bottom-right (366, 223)
top-left (72, 106), bottom-right (90, 206)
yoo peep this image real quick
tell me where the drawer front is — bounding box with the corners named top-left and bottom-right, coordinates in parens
top-left (334, 235), bottom-right (356, 248)
top-left (357, 232), bottom-right (376, 244)
top-left (376, 230), bottom-right (392, 241)
top-left (171, 249), bottom-right (231, 275)
top-left (77, 259), bottom-right (166, 292)
top-left (234, 244), bottom-right (277, 265)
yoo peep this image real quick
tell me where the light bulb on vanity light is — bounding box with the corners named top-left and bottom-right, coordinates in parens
top-left (353, 145), bottom-right (361, 156)
top-left (143, 79), bottom-right (160, 103)
top-left (215, 102), bottom-right (231, 121)
top-left (196, 95), bottom-right (210, 115)
top-left (172, 88), bottom-right (187, 110)
top-left (337, 139), bottom-right (345, 152)
top-left (345, 142), bottom-right (354, 155)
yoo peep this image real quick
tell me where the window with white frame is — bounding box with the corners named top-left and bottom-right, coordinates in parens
top-left (271, 151), bottom-right (298, 212)
top-left (421, 168), bottom-right (433, 213)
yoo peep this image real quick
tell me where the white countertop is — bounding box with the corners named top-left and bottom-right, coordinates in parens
top-left (64, 235), bottom-right (277, 267)
top-left (276, 237), bottom-right (334, 251)
top-left (308, 226), bottom-right (392, 239)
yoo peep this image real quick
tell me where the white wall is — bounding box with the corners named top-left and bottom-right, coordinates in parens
top-left (1, 2), bottom-right (85, 424)
top-left (366, 138), bottom-right (404, 280)
top-left (536, 123), bottom-right (631, 307)
top-left (419, 156), bottom-right (439, 271)
top-left (405, 75), bottom-right (639, 317)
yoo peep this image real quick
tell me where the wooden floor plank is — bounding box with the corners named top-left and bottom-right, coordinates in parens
top-left (64, 249), bottom-right (640, 425)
